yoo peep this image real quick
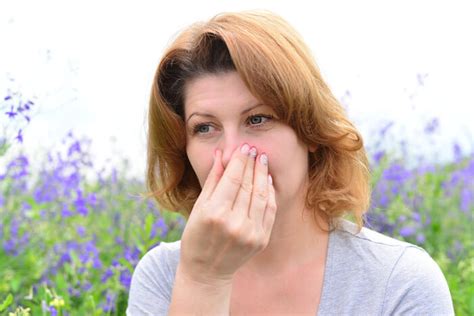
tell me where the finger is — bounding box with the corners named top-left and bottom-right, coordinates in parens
top-left (211, 143), bottom-right (250, 207)
top-left (262, 174), bottom-right (277, 234)
top-left (197, 149), bottom-right (224, 203)
top-left (232, 146), bottom-right (257, 215)
top-left (249, 153), bottom-right (269, 223)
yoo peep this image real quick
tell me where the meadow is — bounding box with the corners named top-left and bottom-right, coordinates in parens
top-left (1, 93), bottom-right (473, 315)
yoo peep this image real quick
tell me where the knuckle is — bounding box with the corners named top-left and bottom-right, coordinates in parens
top-left (240, 182), bottom-right (253, 194)
top-left (242, 231), bottom-right (264, 249)
top-left (237, 154), bottom-right (248, 164)
top-left (225, 173), bottom-right (242, 186)
top-left (227, 224), bottom-right (243, 239)
top-left (204, 214), bottom-right (225, 227)
top-left (242, 235), bottom-right (257, 248)
top-left (255, 239), bottom-right (267, 251)
top-left (267, 202), bottom-right (277, 213)
top-left (254, 187), bottom-right (268, 200)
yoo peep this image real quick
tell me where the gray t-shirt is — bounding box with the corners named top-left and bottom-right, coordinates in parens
top-left (127, 219), bottom-right (454, 315)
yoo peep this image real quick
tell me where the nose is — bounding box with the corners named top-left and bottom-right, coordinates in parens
top-left (218, 131), bottom-right (246, 169)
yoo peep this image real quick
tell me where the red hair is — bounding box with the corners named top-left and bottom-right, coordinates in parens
top-left (144, 10), bottom-right (370, 229)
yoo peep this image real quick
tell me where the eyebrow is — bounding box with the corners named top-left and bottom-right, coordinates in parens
top-left (186, 103), bottom-right (264, 124)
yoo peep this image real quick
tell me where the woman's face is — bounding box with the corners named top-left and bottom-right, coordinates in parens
top-left (184, 71), bottom-right (313, 210)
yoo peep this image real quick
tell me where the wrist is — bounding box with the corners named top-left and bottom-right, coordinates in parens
top-left (176, 263), bottom-right (234, 289)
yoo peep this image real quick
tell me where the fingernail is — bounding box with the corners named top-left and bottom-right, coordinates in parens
top-left (260, 153), bottom-right (268, 165)
top-left (241, 143), bottom-right (250, 154)
top-left (268, 174), bottom-right (273, 185)
top-left (249, 147), bottom-right (257, 158)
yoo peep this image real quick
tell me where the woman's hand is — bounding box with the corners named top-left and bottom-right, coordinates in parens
top-left (179, 143), bottom-right (277, 286)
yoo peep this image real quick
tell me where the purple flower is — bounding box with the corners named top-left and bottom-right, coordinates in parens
top-left (68, 286), bottom-right (81, 297)
top-left (460, 187), bottom-right (473, 212)
top-left (5, 105), bottom-right (17, 118)
top-left (79, 252), bottom-right (89, 264)
top-left (453, 143), bottom-right (462, 162)
top-left (93, 256), bottom-right (103, 269)
top-left (3, 239), bottom-right (15, 254)
top-left (65, 240), bottom-right (79, 252)
top-left (4, 154), bottom-right (29, 179)
top-left (379, 121), bottom-right (394, 138)
top-left (49, 306), bottom-right (57, 316)
top-left (150, 218), bottom-right (168, 239)
top-left (399, 226), bottom-right (416, 237)
top-left (82, 281), bottom-right (92, 291)
top-left (424, 118), bottom-right (439, 134)
top-left (397, 215), bottom-right (407, 223)
top-left (76, 225), bottom-right (86, 237)
top-left (101, 291), bottom-right (117, 313)
top-left (412, 212), bottom-right (421, 223)
top-left (61, 203), bottom-right (73, 217)
top-left (416, 233), bottom-right (425, 244)
top-left (417, 73), bottom-right (428, 86)
top-left (74, 189), bottom-right (88, 216)
top-left (10, 219), bottom-right (19, 237)
top-left (67, 141), bottom-right (81, 157)
top-left (101, 268), bottom-right (114, 283)
top-left (58, 253), bottom-right (72, 266)
top-left (123, 246), bottom-right (140, 263)
top-left (115, 236), bottom-right (124, 245)
top-left (86, 192), bottom-right (97, 207)
top-left (383, 163), bottom-right (412, 182)
top-left (373, 150), bottom-right (385, 164)
top-left (15, 129), bottom-right (23, 143)
top-left (120, 270), bottom-right (132, 288)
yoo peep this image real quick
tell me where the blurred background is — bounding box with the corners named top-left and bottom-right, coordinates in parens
top-left (1, 0), bottom-right (473, 178)
top-left (1, 0), bottom-right (473, 315)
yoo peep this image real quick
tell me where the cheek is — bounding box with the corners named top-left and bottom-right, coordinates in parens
top-left (187, 146), bottom-right (215, 187)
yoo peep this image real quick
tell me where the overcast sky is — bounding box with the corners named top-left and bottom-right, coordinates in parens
top-left (1, 0), bottom-right (473, 179)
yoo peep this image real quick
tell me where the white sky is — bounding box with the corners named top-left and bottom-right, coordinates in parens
top-left (1, 0), bottom-right (473, 179)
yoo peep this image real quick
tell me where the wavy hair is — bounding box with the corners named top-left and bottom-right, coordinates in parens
top-left (144, 10), bottom-right (370, 229)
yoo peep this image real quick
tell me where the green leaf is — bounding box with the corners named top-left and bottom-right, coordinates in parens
top-left (144, 213), bottom-right (154, 240)
top-left (0, 293), bottom-right (13, 312)
top-left (118, 258), bottom-right (134, 272)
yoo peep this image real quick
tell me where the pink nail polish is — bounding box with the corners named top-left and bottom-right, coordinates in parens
top-left (260, 153), bottom-right (268, 165)
top-left (249, 147), bottom-right (257, 158)
top-left (241, 143), bottom-right (250, 154)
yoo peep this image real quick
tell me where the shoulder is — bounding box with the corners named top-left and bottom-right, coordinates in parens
top-left (382, 244), bottom-right (454, 314)
top-left (133, 240), bottom-right (181, 282)
top-left (127, 240), bottom-right (181, 315)
top-left (330, 219), bottom-right (425, 268)
top-left (320, 219), bottom-right (454, 315)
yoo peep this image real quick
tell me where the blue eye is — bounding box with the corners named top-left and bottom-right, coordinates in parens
top-left (249, 115), bottom-right (264, 124)
top-left (192, 124), bottom-right (214, 135)
top-left (191, 113), bottom-right (274, 136)
top-left (248, 114), bottom-right (274, 126)
top-left (196, 125), bottom-right (210, 133)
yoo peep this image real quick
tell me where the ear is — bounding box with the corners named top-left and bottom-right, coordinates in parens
top-left (309, 144), bottom-right (317, 153)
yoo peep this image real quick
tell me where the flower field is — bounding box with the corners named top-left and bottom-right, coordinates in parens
top-left (1, 94), bottom-right (473, 315)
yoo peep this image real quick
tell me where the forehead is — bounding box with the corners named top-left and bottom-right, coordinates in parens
top-left (184, 72), bottom-right (260, 116)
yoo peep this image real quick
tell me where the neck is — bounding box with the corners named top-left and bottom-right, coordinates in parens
top-left (239, 199), bottom-right (329, 278)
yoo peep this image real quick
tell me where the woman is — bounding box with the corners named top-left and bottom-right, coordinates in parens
top-left (127, 10), bottom-right (454, 315)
